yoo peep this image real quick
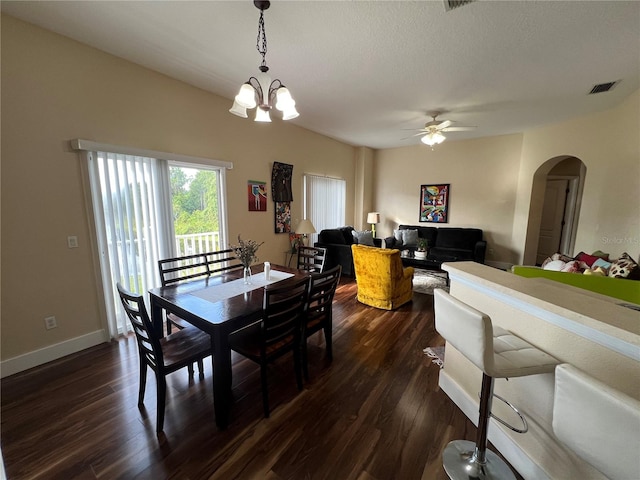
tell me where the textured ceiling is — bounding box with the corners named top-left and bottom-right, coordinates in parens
top-left (2, 0), bottom-right (639, 149)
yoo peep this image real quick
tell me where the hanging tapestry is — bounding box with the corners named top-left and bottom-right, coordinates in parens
top-left (271, 162), bottom-right (293, 202)
top-left (275, 201), bottom-right (291, 233)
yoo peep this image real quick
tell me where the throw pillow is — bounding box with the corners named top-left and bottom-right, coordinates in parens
top-left (561, 260), bottom-right (582, 273)
top-left (352, 230), bottom-right (375, 246)
top-left (592, 258), bottom-right (612, 273)
top-left (401, 229), bottom-right (419, 246)
top-left (584, 266), bottom-right (607, 276)
top-left (393, 229), bottom-right (404, 246)
top-left (543, 260), bottom-right (566, 271)
top-left (541, 253), bottom-right (573, 268)
top-left (608, 252), bottom-right (639, 278)
top-left (591, 250), bottom-right (610, 261)
top-left (575, 252), bottom-right (599, 267)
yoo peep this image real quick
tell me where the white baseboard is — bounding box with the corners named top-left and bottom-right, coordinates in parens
top-left (438, 370), bottom-right (551, 480)
top-left (0, 330), bottom-right (108, 378)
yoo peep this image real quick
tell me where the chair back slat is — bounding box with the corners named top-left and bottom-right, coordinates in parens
top-left (205, 249), bottom-right (243, 275)
top-left (158, 249), bottom-right (243, 287)
top-left (262, 277), bottom-right (310, 349)
top-left (158, 253), bottom-right (210, 286)
top-left (117, 283), bottom-right (163, 369)
top-left (297, 246), bottom-right (327, 273)
top-left (306, 265), bottom-right (342, 325)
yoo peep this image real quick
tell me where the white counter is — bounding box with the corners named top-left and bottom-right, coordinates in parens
top-left (438, 262), bottom-right (640, 480)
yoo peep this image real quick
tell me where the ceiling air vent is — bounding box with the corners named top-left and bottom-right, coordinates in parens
top-left (588, 81), bottom-right (620, 95)
top-left (444, 0), bottom-right (476, 11)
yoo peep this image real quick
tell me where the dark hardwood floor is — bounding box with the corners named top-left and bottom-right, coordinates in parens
top-left (1, 279), bottom-right (522, 480)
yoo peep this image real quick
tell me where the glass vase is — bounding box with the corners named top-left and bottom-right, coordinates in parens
top-left (243, 265), bottom-right (252, 285)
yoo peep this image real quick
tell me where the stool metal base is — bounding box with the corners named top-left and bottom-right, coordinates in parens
top-left (443, 440), bottom-right (516, 480)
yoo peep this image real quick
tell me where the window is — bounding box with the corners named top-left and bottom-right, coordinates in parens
top-left (74, 140), bottom-right (231, 338)
top-left (303, 174), bottom-right (346, 245)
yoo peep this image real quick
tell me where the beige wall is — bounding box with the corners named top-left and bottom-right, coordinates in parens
top-left (374, 134), bottom-right (525, 263)
top-left (374, 91), bottom-right (639, 265)
top-left (515, 89), bottom-right (640, 264)
top-left (0, 16), bottom-right (356, 362)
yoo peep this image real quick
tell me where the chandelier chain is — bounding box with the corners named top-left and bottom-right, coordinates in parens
top-left (256, 10), bottom-right (268, 70)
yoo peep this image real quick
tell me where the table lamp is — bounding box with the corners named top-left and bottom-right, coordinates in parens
top-left (367, 212), bottom-right (381, 238)
top-left (295, 218), bottom-right (316, 246)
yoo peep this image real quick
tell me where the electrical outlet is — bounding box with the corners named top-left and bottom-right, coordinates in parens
top-left (488, 248), bottom-right (494, 256)
top-left (44, 316), bottom-right (57, 330)
top-left (67, 236), bottom-right (79, 248)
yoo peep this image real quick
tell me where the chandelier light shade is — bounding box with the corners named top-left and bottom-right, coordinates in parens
top-left (229, 0), bottom-right (299, 122)
top-left (421, 131), bottom-right (446, 146)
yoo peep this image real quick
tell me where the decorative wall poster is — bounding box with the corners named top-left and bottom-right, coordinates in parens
top-left (419, 184), bottom-right (450, 223)
top-left (248, 180), bottom-right (267, 211)
top-left (275, 201), bottom-right (292, 233)
top-left (271, 162), bottom-right (293, 202)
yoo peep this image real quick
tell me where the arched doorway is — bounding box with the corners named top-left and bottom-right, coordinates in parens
top-left (526, 156), bottom-right (586, 265)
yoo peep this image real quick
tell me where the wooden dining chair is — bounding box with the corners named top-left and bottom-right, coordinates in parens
top-left (158, 250), bottom-right (242, 333)
top-left (204, 248), bottom-right (243, 275)
top-left (158, 252), bottom-right (211, 333)
top-left (117, 283), bottom-right (213, 433)
top-left (297, 245), bottom-right (327, 273)
top-left (302, 265), bottom-right (342, 380)
top-left (228, 276), bottom-right (310, 418)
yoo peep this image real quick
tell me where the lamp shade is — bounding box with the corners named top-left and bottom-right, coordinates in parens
top-left (295, 218), bottom-right (316, 235)
top-left (367, 212), bottom-right (381, 224)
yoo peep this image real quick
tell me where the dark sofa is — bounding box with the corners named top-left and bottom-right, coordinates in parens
top-left (385, 225), bottom-right (486, 264)
top-left (314, 226), bottom-right (382, 276)
top-left (316, 224), bottom-right (485, 276)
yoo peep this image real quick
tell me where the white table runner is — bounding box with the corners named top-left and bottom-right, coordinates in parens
top-left (189, 270), bottom-right (294, 304)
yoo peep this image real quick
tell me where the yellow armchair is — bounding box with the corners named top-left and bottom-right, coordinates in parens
top-left (351, 245), bottom-right (414, 310)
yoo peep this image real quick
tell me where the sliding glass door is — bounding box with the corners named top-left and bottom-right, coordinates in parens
top-left (87, 152), bottom-right (227, 338)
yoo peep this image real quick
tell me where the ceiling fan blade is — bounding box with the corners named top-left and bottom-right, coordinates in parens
top-left (442, 126), bottom-right (476, 132)
top-left (437, 120), bottom-right (452, 129)
top-left (401, 131), bottom-right (428, 140)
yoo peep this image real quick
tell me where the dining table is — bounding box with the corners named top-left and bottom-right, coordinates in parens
top-left (148, 263), bottom-right (309, 429)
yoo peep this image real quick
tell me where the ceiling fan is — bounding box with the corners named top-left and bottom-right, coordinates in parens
top-left (411, 112), bottom-right (476, 146)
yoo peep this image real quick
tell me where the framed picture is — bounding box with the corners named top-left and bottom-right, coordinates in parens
top-left (275, 201), bottom-right (291, 233)
top-left (289, 232), bottom-right (302, 253)
top-left (419, 184), bottom-right (449, 223)
top-left (248, 180), bottom-right (267, 211)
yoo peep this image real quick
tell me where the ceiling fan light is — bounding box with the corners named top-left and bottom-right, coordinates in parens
top-left (255, 108), bottom-right (272, 122)
top-left (421, 132), bottom-right (446, 146)
top-left (421, 135), bottom-right (436, 146)
top-left (229, 100), bottom-right (248, 118)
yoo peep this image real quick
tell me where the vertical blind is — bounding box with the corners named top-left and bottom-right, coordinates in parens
top-left (87, 151), bottom-right (173, 337)
top-left (303, 174), bottom-right (346, 245)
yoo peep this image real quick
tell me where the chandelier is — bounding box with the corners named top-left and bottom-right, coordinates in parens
top-left (229, 1), bottom-right (298, 122)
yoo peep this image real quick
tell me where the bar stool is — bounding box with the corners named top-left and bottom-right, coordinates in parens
top-left (434, 289), bottom-right (559, 480)
top-left (553, 364), bottom-right (640, 480)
